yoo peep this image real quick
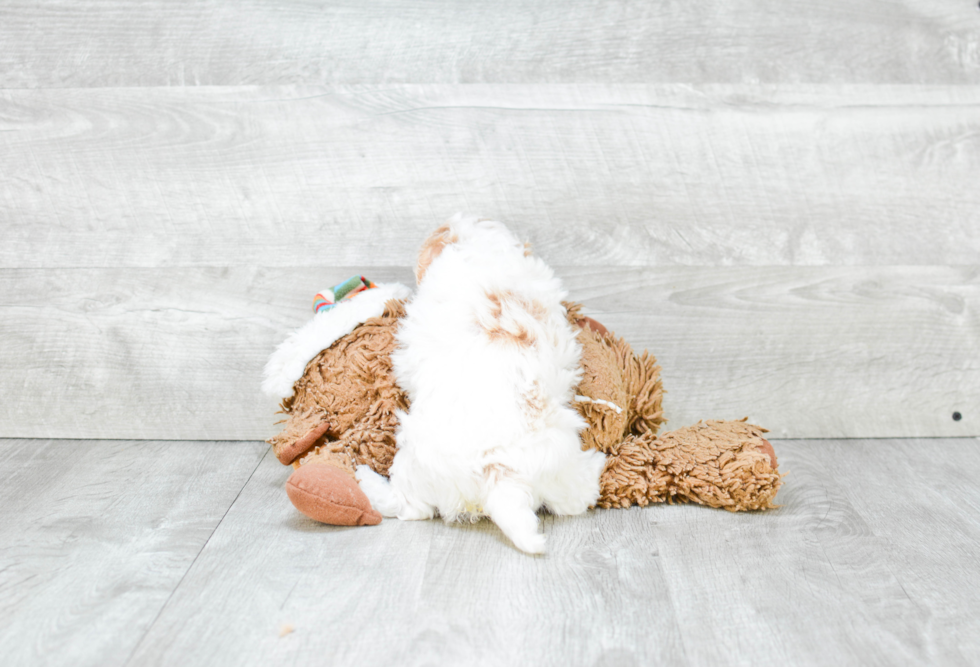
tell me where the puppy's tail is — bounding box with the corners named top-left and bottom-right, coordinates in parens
top-left (484, 479), bottom-right (546, 555)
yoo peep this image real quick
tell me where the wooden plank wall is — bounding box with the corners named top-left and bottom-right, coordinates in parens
top-left (1, 1), bottom-right (977, 87)
top-left (0, 1), bottom-right (977, 440)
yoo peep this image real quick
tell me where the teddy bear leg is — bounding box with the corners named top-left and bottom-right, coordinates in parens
top-left (286, 448), bottom-right (382, 526)
top-left (598, 420), bottom-right (782, 511)
top-left (267, 408), bottom-right (331, 465)
top-left (651, 420), bottom-right (782, 511)
top-left (597, 432), bottom-right (662, 509)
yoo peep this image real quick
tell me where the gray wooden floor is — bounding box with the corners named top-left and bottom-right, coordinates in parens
top-left (2, 437), bottom-right (979, 667)
top-left (2, 1), bottom-right (979, 665)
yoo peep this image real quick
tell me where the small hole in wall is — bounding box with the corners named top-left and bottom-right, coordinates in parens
top-left (952, 412), bottom-right (962, 421)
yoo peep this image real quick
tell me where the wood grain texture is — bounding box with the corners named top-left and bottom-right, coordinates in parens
top-left (0, 266), bottom-right (412, 441)
top-left (124, 445), bottom-right (687, 666)
top-left (0, 438), bottom-right (267, 667)
top-left (570, 265), bottom-right (980, 440)
top-left (654, 437), bottom-right (980, 666)
top-left (120, 438), bottom-right (980, 666)
top-left (815, 438), bottom-right (980, 665)
top-left (2, 85), bottom-right (979, 268)
top-left (126, 444), bottom-right (440, 667)
top-left (1, 0), bottom-right (978, 88)
top-left (0, 265), bottom-right (975, 440)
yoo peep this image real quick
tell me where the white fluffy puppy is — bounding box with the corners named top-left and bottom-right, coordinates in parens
top-left (356, 214), bottom-right (606, 553)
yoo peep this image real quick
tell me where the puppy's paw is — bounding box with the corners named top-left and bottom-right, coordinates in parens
top-left (397, 503), bottom-right (436, 521)
top-left (355, 466), bottom-right (400, 517)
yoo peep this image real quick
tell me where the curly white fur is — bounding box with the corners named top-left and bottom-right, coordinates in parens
top-left (356, 215), bottom-right (606, 554)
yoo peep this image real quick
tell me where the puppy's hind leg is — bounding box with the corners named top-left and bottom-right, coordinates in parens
top-left (484, 480), bottom-right (546, 554)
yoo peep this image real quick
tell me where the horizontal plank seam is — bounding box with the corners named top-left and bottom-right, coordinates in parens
top-left (2, 84), bottom-right (980, 107)
top-left (121, 446), bottom-right (270, 667)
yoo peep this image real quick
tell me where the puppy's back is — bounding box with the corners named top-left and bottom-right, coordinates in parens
top-left (380, 215), bottom-right (605, 553)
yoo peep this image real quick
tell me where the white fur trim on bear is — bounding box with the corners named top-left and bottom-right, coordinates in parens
top-left (262, 282), bottom-right (412, 398)
top-left (574, 395), bottom-right (624, 414)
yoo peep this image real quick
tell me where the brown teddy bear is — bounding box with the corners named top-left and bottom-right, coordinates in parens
top-left (263, 280), bottom-right (782, 527)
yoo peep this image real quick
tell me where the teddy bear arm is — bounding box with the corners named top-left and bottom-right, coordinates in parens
top-left (267, 407), bottom-right (331, 465)
top-left (606, 335), bottom-right (665, 438)
top-left (628, 350), bottom-right (666, 437)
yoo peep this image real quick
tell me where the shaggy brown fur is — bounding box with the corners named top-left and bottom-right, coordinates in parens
top-left (269, 298), bottom-right (408, 477)
top-left (269, 299), bottom-right (782, 512)
top-left (563, 300), bottom-right (665, 456)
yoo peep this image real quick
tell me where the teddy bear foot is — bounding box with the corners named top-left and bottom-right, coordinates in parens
top-left (757, 437), bottom-right (778, 469)
top-left (286, 463), bottom-right (383, 526)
